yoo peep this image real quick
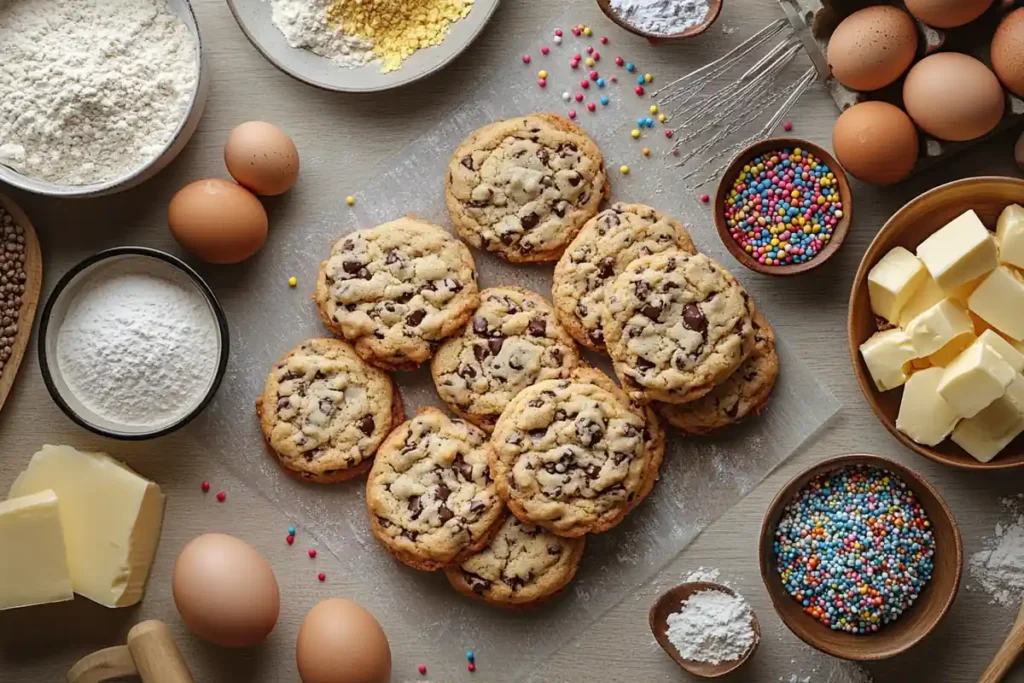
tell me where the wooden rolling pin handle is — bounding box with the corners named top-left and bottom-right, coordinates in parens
top-left (126, 620), bottom-right (195, 683)
top-left (979, 602), bottom-right (1024, 683)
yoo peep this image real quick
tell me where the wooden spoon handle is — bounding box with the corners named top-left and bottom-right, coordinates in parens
top-left (979, 605), bottom-right (1024, 683)
top-left (127, 620), bottom-right (195, 683)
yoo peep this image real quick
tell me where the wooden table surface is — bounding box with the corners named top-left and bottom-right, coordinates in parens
top-left (2, 0), bottom-right (1023, 681)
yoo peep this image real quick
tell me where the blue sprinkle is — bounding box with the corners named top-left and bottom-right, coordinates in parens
top-left (597, 78), bottom-right (606, 88)
top-left (600, 96), bottom-right (609, 105)
top-left (637, 75), bottom-right (645, 84)
top-left (626, 62), bottom-right (636, 72)
top-left (467, 651), bottom-right (475, 662)
top-left (288, 526), bottom-right (296, 535)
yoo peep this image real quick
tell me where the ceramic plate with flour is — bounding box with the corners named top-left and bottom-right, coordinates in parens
top-left (227, 0), bottom-right (501, 93)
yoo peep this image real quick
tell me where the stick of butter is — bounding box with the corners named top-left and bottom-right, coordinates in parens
top-left (867, 247), bottom-right (926, 324)
top-left (937, 339), bottom-right (1015, 419)
top-left (859, 329), bottom-right (917, 391)
top-left (952, 374), bottom-right (1024, 463)
top-left (0, 490), bottom-right (74, 611)
top-left (8, 445), bottom-right (165, 608)
top-left (897, 367), bottom-right (960, 446)
top-left (997, 204), bottom-right (1024, 270)
top-left (916, 209), bottom-right (998, 292)
top-left (969, 265), bottom-right (1024, 341)
top-left (905, 298), bottom-right (974, 357)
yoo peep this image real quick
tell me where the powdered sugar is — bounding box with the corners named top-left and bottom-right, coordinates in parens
top-left (665, 589), bottom-right (755, 665)
top-left (608, 0), bottom-right (712, 36)
top-left (970, 495), bottom-right (1024, 607)
top-left (270, 0), bottom-right (374, 68)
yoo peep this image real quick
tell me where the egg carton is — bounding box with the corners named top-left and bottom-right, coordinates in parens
top-left (778, 0), bottom-right (1024, 170)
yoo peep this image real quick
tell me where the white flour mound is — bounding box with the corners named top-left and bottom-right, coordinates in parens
top-left (270, 0), bottom-right (374, 68)
top-left (971, 496), bottom-right (1024, 607)
top-left (609, 0), bottom-right (711, 36)
top-left (666, 589), bottom-right (755, 665)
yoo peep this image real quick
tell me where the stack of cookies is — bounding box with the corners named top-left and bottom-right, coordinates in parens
top-left (255, 113), bottom-right (778, 609)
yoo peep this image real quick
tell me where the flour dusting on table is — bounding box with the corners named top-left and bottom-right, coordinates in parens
top-left (970, 495), bottom-right (1024, 606)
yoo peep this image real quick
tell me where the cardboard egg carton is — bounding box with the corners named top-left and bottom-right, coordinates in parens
top-left (778, 0), bottom-right (1024, 170)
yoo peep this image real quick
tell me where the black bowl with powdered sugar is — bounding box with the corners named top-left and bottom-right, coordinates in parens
top-left (38, 247), bottom-right (229, 440)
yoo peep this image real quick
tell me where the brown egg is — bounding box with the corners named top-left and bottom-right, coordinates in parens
top-left (992, 9), bottom-right (1024, 97)
top-left (225, 121), bottom-right (300, 196)
top-left (827, 6), bottom-right (918, 92)
top-left (168, 179), bottom-right (268, 264)
top-left (905, 0), bottom-right (994, 28)
top-left (297, 599), bottom-right (391, 683)
top-left (832, 101), bottom-right (919, 186)
top-left (903, 53), bottom-right (1005, 142)
top-left (172, 533), bottom-right (280, 648)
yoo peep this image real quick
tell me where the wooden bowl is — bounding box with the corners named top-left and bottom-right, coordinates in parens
top-left (0, 193), bottom-right (42, 417)
top-left (714, 138), bottom-right (852, 276)
top-left (650, 581), bottom-right (760, 678)
top-left (596, 0), bottom-right (723, 40)
top-left (759, 454), bottom-right (962, 661)
top-left (848, 176), bottom-right (1024, 469)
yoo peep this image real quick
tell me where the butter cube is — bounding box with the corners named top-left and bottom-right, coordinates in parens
top-left (937, 340), bottom-right (1016, 418)
top-left (898, 273), bottom-right (945, 328)
top-left (905, 299), bottom-right (975, 357)
top-left (951, 374), bottom-right (1024, 463)
top-left (928, 333), bottom-right (976, 367)
top-left (997, 204), bottom-right (1024, 270)
top-left (916, 210), bottom-right (998, 292)
top-left (969, 265), bottom-right (1024, 341)
top-left (897, 367), bottom-right (960, 446)
top-left (860, 329), bottom-right (918, 391)
top-left (868, 247), bottom-right (927, 323)
top-left (9, 445), bottom-right (165, 608)
top-left (979, 329), bottom-right (1024, 372)
top-left (0, 490), bottom-right (74, 611)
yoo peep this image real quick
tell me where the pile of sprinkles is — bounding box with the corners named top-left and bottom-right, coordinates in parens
top-left (773, 466), bottom-right (935, 634)
top-left (722, 147), bottom-right (843, 267)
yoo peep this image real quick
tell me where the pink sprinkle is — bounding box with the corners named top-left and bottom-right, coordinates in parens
top-left (216, 492), bottom-right (226, 502)
top-left (587, 102), bottom-right (596, 112)
top-left (615, 56), bottom-right (624, 66)
top-left (573, 53), bottom-right (582, 61)
top-left (469, 664), bottom-right (477, 673)
top-left (538, 78), bottom-right (547, 88)
top-left (575, 92), bottom-right (584, 102)
top-left (593, 52), bottom-right (600, 61)
top-left (601, 36), bottom-right (609, 44)
top-left (540, 46), bottom-right (550, 55)
top-left (589, 71), bottom-right (599, 81)
top-left (611, 76), bottom-right (618, 83)
top-left (570, 59), bottom-right (579, 69)
top-left (635, 86), bottom-right (644, 95)
top-left (308, 548), bottom-right (317, 558)
top-left (318, 572), bottom-right (326, 582)
top-left (783, 121), bottom-right (793, 131)
top-left (580, 80), bottom-right (589, 89)
top-left (554, 29), bottom-right (563, 37)
top-left (586, 46), bottom-right (594, 55)
top-left (286, 534), bottom-right (295, 545)
top-left (418, 665), bottom-right (427, 676)
top-left (201, 481), bottom-right (210, 493)
top-left (700, 194), bottom-right (710, 203)
top-left (572, 27), bottom-right (581, 36)
top-left (665, 129), bottom-right (673, 138)
top-left (568, 110), bottom-right (577, 119)
top-left (522, 54), bottom-right (531, 64)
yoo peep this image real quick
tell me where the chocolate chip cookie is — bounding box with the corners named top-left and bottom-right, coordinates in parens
top-left (366, 408), bottom-right (505, 571)
top-left (445, 114), bottom-right (609, 263)
top-left (315, 218), bottom-right (480, 371)
top-left (490, 379), bottom-right (654, 537)
top-left (657, 314), bottom-right (779, 435)
top-left (432, 287), bottom-right (581, 431)
top-left (445, 514), bottom-right (585, 609)
top-left (256, 338), bottom-right (404, 484)
top-left (553, 203), bottom-right (697, 351)
top-left (604, 251), bottom-right (757, 405)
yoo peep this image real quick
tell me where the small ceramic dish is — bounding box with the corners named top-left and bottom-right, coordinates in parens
top-left (0, 0), bottom-right (208, 198)
top-left (759, 453), bottom-right (962, 661)
top-left (714, 137), bottom-right (852, 276)
top-left (38, 247), bottom-right (229, 440)
top-left (596, 0), bottom-right (723, 40)
top-left (650, 581), bottom-right (760, 678)
top-left (848, 176), bottom-right (1024, 470)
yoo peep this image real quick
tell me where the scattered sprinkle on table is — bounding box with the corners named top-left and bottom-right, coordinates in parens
top-left (318, 572), bottom-right (326, 582)
top-left (288, 276), bottom-right (297, 288)
top-left (784, 122), bottom-right (793, 131)
top-left (308, 548), bottom-right (317, 558)
top-left (418, 664), bottom-right (427, 675)
top-left (773, 466), bottom-right (935, 634)
top-left (723, 147), bottom-right (844, 267)
top-left (468, 663), bottom-right (477, 673)
top-left (288, 525), bottom-right (297, 535)
top-left (466, 651), bottom-right (475, 662)
top-left (346, 196), bottom-right (355, 206)
top-left (286, 534), bottom-right (295, 545)
top-left (620, 165), bottom-right (630, 175)
top-left (216, 491), bottom-right (226, 502)
top-left (201, 481), bottom-right (210, 493)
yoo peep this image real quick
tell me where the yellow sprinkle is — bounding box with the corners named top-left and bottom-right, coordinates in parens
top-left (631, 129), bottom-right (641, 139)
top-left (620, 165), bottom-right (629, 175)
top-left (583, 26), bottom-right (592, 36)
top-left (585, 57), bottom-right (595, 67)
top-left (538, 70), bottom-right (548, 79)
top-left (644, 73), bottom-right (653, 83)
top-left (346, 196), bottom-right (355, 206)
top-left (288, 277), bottom-right (298, 288)
top-left (658, 114), bottom-right (667, 123)
top-left (649, 105), bottom-right (658, 114)
top-left (642, 148), bottom-right (650, 156)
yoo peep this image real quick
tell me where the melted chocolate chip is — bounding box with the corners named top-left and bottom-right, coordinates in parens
top-left (469, 499), bottom-right (486, 513)
top-left (466, 572), bottom-right (491, 593)
top-left (521, 213), bottom-right (540, 230)
top-left (528, 318), bottom-right (546, 337)
top-left (359, 415), bottom-right (375, 435)
top-left (682, 304), bottom-right (707, 332)
top-left (458, 364), bottom-right (477, 379)
top-left (438, 505), bottom-right (454, 523)
top-left (640, 303), bottom-right (663, 321)
top-left (437, 485), bottom-right (451, 501)
top-left (342, 260), bottom-right (363, 274)
top-left (473, 344), bottom-right (489, 361)
top-left (598, 257), bottom-right (616, 279)
top-left (488, 337), bottom-right (505, 355)
top-left (460, 156), bottom-right (474, 170)
top-left (453, 454), bottom-right (474, 480)
top-left (406, 309), bottom-right (426, 327)
top-left (409, 496), bottom-right (423, 519)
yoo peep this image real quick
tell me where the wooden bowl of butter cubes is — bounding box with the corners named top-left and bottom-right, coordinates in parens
top-left (849, 177), bottom-right (1024, 470)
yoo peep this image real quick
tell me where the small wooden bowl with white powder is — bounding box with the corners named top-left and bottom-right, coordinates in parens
top-left (597, 0), bottom-right (723, 40)
top-left (38, 247), bottom-right (229, 439)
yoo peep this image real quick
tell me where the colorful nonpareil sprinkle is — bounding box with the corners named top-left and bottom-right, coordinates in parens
top-left (616, 56), bottom-right (625, 66)
top-left (541, 46), bottom-right (550, 55)
top-left (600, 96), bottom-right (609, 105)
top-left (286, 534), bottom-right (295, 545)
top-left (538, 79), bottom-right (547, 88)
top-left (288, 276), bottom-right (297, 287)
top-left (568, 110), bottom-right (577, 119)
top-left (418, 665), bottom-right (427, 675)
top-left (345, 195), bottom-right (355, 206)
top-left (575, 92), bottom-right (584, 101)
top-left (773, 466), bottom-right (935, 634)
top-left (620, 165), bottom-right (629, 174)
top-left (631, 129), bottom-right (641, 139)
top-left (601, 36), bottom-right (609, 44)
top-left (216, 491), bottom-right (226, 502)
top-left (288, 526), bottom-right (297, 535)
top-left (469, 664), bottom-right (477, 673)
top-left (626, 62), bottom-right (636, 72)
top-left (308, 548), bottom-right (317, 558)
top-left (701, 194), bottom-right (710, 203)
top-left (522, 54), bottom-right (531, 64)
top-left (562, 91), bottom-right (571, 101)
top-left (587, 102), bottom-right (596, 112)
top-left (642, 148), bottom-right (650, 156)
top-left (467, 651), bottom-right (475, 662)
top-left (635, 86), bottom-right (645, 96)
top-left (723, 147), bottom-right (843, 267)
top-left (318, 572), bottom-right (326, 582)
top-left (201, 481), bottom-right (210, 493)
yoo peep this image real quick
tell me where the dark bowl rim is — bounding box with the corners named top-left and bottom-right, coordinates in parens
top-left (37, 246), bottom-right (230, 441)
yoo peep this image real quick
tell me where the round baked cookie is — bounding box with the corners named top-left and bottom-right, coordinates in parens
top-left (445, 514), bottom-right (585, 608)
top-left (445, 113), bottom-right (609, 263)
top-left (432, 287), bottom-right (581, 431)
top-left (553, 203), bottom-right (697, 351)
top-left (315, 218), bottom-right (480, 371)
top-left (256, 338), bottom-right (404, 484)
top-left (490, 378), bottom-right (653, 537)
top-left (366, 408), bottom-right (505, 571)
top-left (604, 250), bottom-right (757, 405)
top-left (657, 314), bottom-right (779, 435)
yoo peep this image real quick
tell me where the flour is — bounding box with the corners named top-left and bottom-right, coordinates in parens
top-left (56, 267), bottom-right (219, 428)
top-left (970, 496), bottom-right (1024, 607)
top-left (270, 0), bottom-right (374, 69)
top-left (665, 589), bottom-right (755, 665)
top-left (609, 0), bottom-right (712, 36)
top-left (0, 0), bottom-right (198, 186)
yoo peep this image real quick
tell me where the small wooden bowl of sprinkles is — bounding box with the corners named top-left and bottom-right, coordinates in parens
top-left (759, 454), bottom-right (962, 661)
top-left (714, 138), bottom-right (852, 276)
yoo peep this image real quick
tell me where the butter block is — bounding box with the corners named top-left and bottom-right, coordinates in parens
top-left (898, 273), bottom-right (945, 328)
top-left (951, 374), bottom-right (1024, 463)
top-left (979, 329), bottom-right (1024, 372)
top-left (928, 333), bottom-right (976, 367)
top-left (897, 367), bottom-right (960, 446)
top-left (860, 329), bottom-right (918, 391)
top-left (867, 247), bottom-right (927, 324)
top-left (0, 490), bottom-right (74, 611)
top-left (9, 445), bottom-right (165, 608)
top-left (937, 340), bottom-right (1016, 419)
top-left (916, 209), bottom-right (998, 292)
top-left (969, 266), bottom-right (1024, 341)
top-left (997, 204), bottom-right (1024, 270)
top-left (905, 298), bottom-right (975, 357)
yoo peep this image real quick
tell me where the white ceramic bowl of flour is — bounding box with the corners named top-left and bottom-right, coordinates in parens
top-left (38, 248), bottom-right (229, 439)
top-left (0, 0), bottom-right (208, 198)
